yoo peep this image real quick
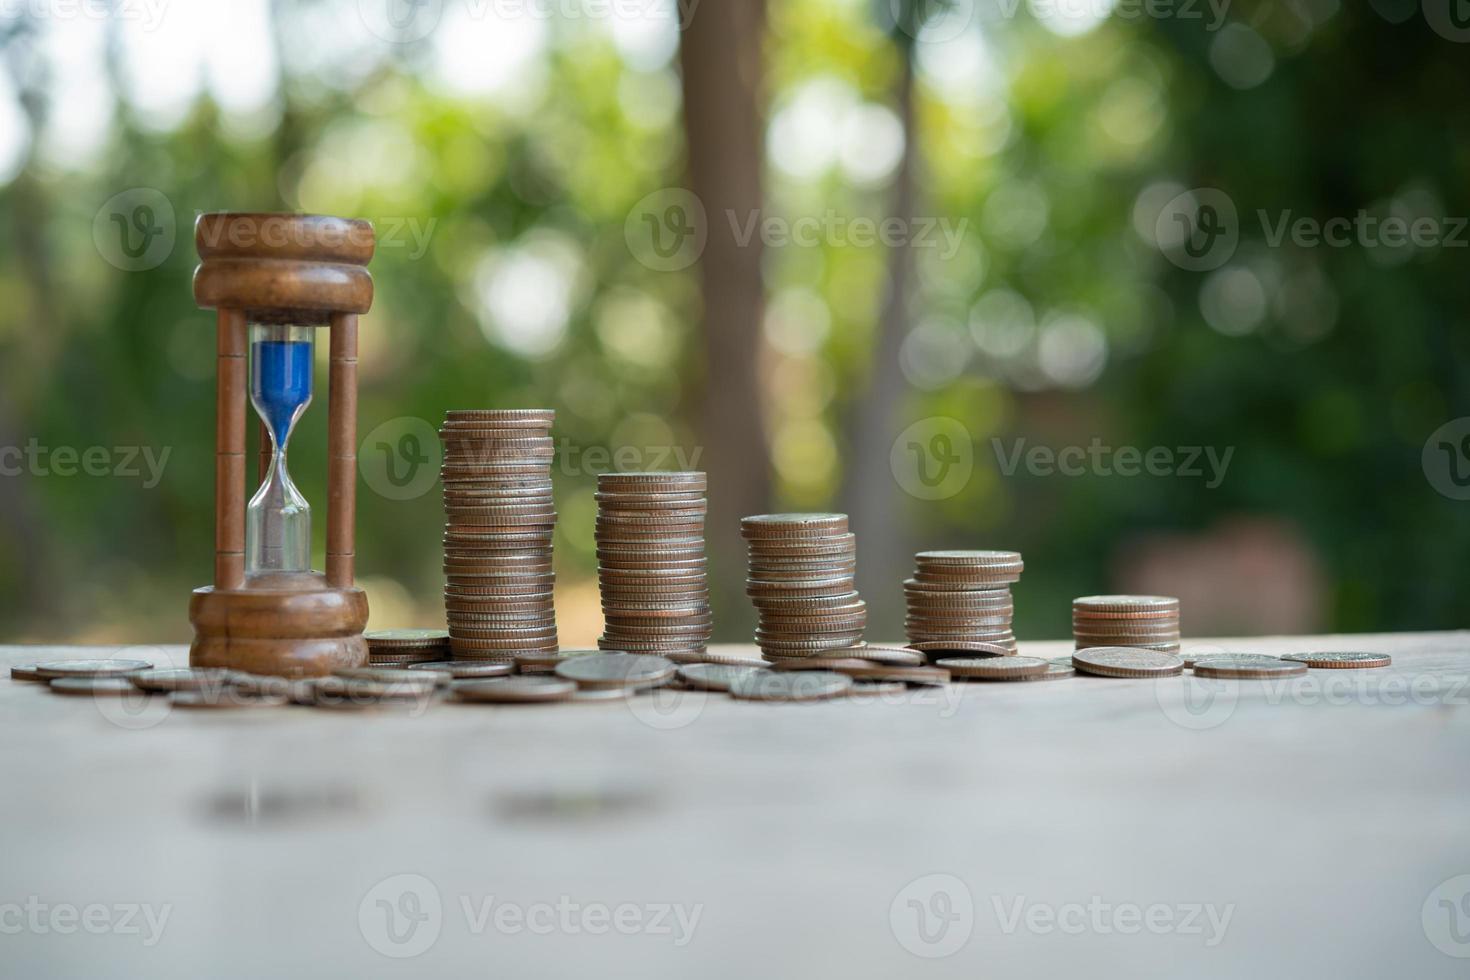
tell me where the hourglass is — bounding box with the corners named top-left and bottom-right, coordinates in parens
top-left (188, 213), bottom-right (374, 677)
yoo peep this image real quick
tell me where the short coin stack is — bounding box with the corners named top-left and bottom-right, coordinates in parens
top-left (440, 409), bottom-right (559, 660)
top-left (594, 472), bottom-right (712, 661)
top-left (742, 513), bottom-right (866, 662)
top-left (366, 629), bottom-right (450, 667)
top-left (904, 550), bottom-right (1021, 657)
top-left (1072, 595), bottom-right (1179, 654)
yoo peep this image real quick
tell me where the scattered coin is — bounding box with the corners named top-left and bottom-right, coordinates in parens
top-left (677, 664), bottom-right (768, 691)
top-left (728, 670), bottom-right (854, 701)
top-left (846, 680), bottom-right (907, 696)
top-left (333, 667), bottom-right (447, 688)
top-left (34, 659), bottom-right (153, 680)
top-left (49, 677), bottom-right (145, 697)
top-left (1019, 663), bottom-right (1076, 681)
top-left (938, 656), bottom-right (1049, 680)
top-left (1072, 647), bottom-right (1184, 678)
top-left (831, 663), bottom-right (951, 686)
top-left (170, 691), bottom-right (287, 710)
top-left (691, 649), bottom-right (770, 668)
top-left (554, 653), bottom-right (676, 690)
top-left (1189, 653), bottom-right (1282, 669)
top-left (453, 677), bottom-right (577, 703)
top-left (766, 657), bottom-right (874, 672)
top-left (130, 668), bottom-right (241, 693)
top-left (842, 645), bottom-right (924, 667)
top-left (570, 687), bottom-right (634, 703)
top-left (10, 664), bottom-right (44, 682)
top-left (408, 661), bottom-right (515, 679)
top-left (1193, 658), bottom-right (1308, 679)
top-left (1281, 652), bottom-right (1392, 669)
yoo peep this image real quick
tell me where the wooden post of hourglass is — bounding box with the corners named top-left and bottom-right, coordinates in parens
top-left (188, 212), bottom-right (375, 678)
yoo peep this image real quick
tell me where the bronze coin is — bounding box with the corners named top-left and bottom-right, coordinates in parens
top-left (1072, 647), bottom-right (1184, 678)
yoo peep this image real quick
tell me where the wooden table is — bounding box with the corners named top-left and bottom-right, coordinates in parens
top-left (4, 632), bottom-right (1469, 978)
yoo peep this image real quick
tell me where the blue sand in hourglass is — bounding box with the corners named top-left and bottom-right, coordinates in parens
top-left (252, 340), bottom-right (313, 439)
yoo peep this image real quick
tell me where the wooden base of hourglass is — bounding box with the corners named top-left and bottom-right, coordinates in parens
top-left (189, 572), bottom-right (368, 678)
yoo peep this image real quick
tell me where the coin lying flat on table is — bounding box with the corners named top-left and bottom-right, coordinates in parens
top-left (453, 677), bottom-right (577, 703)
top-left (1072, 647), bottom-right (1184, 678)
top-left (10, 664), bottom-right (44, 682)
top-left (677, 664), bottom-right (768, 691)
top-left (333, 667), bottom-right (448, 688)
top-left (1189, 653), bottom-right (1282, 668)
top-left (728, 670), bottom-right (853, 701)
top-left (49, 677), bottom-right (144, 697)
top-left (1281, 652), bottom-right (1392, 669)
top-left (691, 649), bottom-right (770, 668)
top-left (554, 653), bottom-right (676, 690)
top-left (408, 661), bottom-right (515, 679)
top-left (34, 659), bottom-right (154, 680)
top-left (170, 691), bottom-right (287, 710)
top-left (1020, 663), bottom-right (1076, 681)
top-left (831, 663), bottom-right (951, 686)
top-left (1193, 658), bottom-right (1308, 679)
top-left (130, 668), bottom-right (240, 693)
top-left (840, 645), bottom-right (924, 667)
top-left (938, 656), bottom-right (1049, 680)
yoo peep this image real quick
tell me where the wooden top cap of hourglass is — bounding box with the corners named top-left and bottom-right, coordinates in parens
top-left (193, 212), bottom-right (375, 325)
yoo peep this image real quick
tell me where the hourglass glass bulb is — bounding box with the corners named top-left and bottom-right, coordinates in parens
top-left (246, 323), bottom-right (313, 574)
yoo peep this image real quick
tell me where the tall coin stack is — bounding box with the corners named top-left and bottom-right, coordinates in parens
top-left (904, 550), bottom-right (1022, 657)
top-left (440, 409), bottom-right (559, 660)
top-left (1072, 595), bottom-right (1180, 653)
top-left (595, 472), bottom-right (712, 662)
top-left (742, 513), bottom-right (866, 662)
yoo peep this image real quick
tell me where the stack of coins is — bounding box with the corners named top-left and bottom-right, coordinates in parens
top-left (440, 409), bottom-right (559, 660)
top-left (366, 629), bottom-right (450, 667)
top-left (1072, 595), bottom-right (1179, 653)
top-left (904, 550), bottom-right (1021, 657)
top-left (741, 513), bottom-right (866, 661)
top-left (595, 472), bottom-right (712, 661)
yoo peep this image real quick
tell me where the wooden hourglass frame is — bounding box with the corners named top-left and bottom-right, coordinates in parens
top-left (188, 213), bottom-right (373, 677)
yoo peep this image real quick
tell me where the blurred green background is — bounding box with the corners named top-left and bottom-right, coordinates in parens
top-left (0, 0), bottom-right (1466, 646)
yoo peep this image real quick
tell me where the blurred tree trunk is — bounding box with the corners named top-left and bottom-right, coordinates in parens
top-left (678, 0), bottom-right (770, 637)
top-left (842, 36), bottom-right (918, 634)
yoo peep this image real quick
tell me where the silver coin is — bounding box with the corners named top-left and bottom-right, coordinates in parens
top-left (49, 677), bottom-right (146, 697)
top-left (1072, 647), bottom-right (1184, 678)
top-left (406, 661), bottom-right (515, 679)
top-left (1019, 663), bottom-right (1077, 681)
top-left (34, 659), bottom-right (153, 679)
top-left (728, 670), bottom-right (854, 701)
top-left (170, 691), bottom-right (288, 710)
top-left (677, 663), bottom-right (768, 692)
top-left (1193, 658), bottom-right (1308, 680)
top-left (130, 668), bottom-right (242, 693)
top-left (938, 656), bottom-right (1048, 680)
top-left (554, 653), bottom-right (676, 690)
top-left (1280, 651), bottom-right (1392, 669)
top-left (333, 667), bottom-right (446, 688)
top-left (10, 664), bottom-right (44, 682)
top-left (453, 677), bottom-right (577, 703)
